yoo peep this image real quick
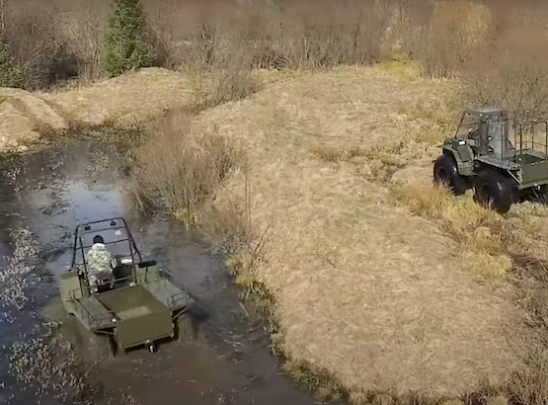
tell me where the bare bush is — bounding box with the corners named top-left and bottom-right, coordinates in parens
top-left (144, 4), bottom-right (179, 69)
top-left (0, 0), bottom-right (109, 89)
top-left (458, 11), bottom-right (548, 116)
top-left (193, 58), bottom-right (260, 109)
top-left (129, 110), bottom-right (242, 224)
top-left (59, 3), bottom-right (109, 82)
top-left (405, 1), bottom-right (494, 78)
top-left (3, 11), bottom-right (74, 89)
top-left (2, 0), bottom-right (548, 96)
top-left (460, 62), bottom-right (548, 117)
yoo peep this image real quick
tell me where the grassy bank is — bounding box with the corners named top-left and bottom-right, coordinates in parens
top-left (116, 64), bottom-right (544, 405)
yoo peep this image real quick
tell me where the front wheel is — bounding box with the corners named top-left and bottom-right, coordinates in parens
top-left (473, 169), bottom-right (518, 214)
top-left (433, 154), bottom-right (468, 195)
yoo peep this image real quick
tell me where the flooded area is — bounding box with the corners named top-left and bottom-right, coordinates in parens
top-left (0, 140), bottom-right (323, 405)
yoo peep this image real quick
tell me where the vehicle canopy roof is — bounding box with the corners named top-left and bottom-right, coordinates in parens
top-left (71, 217), bottom-right (142, 269)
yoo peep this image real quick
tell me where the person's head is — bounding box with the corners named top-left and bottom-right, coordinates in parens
top-left (93, 235), bottom-right (104, 245)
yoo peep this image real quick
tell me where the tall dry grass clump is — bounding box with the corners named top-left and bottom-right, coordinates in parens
top-left (393, 183), bottom-right (513, 280)
top-left (1, 0), bottom-right (110, 88)
top-left (128, 107), bottom-right (262, 301)
top-left (176, 66), bottom-right (531, 400)
top-left (128, 108), bottom-right (261, 301)
top-left (128, 109), bottom-right (243, 225)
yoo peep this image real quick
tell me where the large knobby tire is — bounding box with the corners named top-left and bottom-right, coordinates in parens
top-left (473, 170), bottom-right (518, 214)
top-left (433, 154), bottom-right (468, 196)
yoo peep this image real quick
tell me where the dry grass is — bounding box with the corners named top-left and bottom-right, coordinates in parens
top-left (41, 68), bottom-right (194, 126)
top-left (392, 185), bottom-right (512, 281)
top-left (128, 108), bottom-right (244, 225)
top-left (121, 59), bottom-right (548, 401)
top-left (0, 67), bottom-right (195, 154)
top-left (166, 66), bottom-right (531, 398)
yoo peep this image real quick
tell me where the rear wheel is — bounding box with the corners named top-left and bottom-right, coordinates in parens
top-left (433, 154), bottom-right (468, 195)
top-left (473, 169), bottom-right (518, 214)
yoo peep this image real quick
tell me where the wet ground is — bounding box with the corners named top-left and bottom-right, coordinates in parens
top-left (0, 140), bottom-right (324, 405)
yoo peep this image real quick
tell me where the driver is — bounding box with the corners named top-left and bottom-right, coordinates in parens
top-left (86, 235), bottom-right (114, 292)
top-left (467, 126), bottom-right (478, 139)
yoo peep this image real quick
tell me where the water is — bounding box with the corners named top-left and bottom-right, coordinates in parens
top-left (0, 140), bottom-right (324, 405)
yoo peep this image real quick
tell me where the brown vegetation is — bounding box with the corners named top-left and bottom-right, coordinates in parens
top-left (7, 0), bottom-right (548, 404)
top-left (181, 67), bottom-right (528, 402)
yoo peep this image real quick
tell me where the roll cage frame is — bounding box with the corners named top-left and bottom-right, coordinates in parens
top-left (70, 217), bottom-right (143, 272)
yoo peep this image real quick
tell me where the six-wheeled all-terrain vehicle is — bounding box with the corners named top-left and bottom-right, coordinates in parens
top-left (433, 108), bottom-right (548, 213)
top-left (58, 217), bottom-right (194, 355)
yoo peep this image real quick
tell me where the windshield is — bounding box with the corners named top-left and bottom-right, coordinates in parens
top-left (487, 120), bottom-right (515, 157)
top-left (76, 226), bottom-right (137, 266)
top-left (455, 112), bottom-right (480, 138)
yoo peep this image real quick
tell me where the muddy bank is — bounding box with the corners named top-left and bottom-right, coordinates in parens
top-left (0, 140), bottom-right (324, 405)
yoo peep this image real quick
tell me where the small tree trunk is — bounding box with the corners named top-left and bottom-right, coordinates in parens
top-left (0, 0), bottom-right (7, 33)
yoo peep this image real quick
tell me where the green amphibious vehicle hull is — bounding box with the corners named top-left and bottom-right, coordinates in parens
top-left (58, 217), bottom-right (194, 354)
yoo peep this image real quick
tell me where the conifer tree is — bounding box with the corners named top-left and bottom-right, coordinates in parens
top-left (102, 0), bottom-right (154, 77)
top-left (0, 35), bottom-right (22, 88)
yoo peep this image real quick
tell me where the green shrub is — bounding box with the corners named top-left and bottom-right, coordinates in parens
top-left (0, 36), bottom-right (23, 88)
top-left (102, 0), bottom-right (154, 77)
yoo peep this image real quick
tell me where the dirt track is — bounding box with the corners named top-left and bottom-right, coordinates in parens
top-left (0, 140), bottom-right (322, 405)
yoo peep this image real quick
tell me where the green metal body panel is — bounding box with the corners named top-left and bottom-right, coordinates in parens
top-left (135, 264), bottom-right (193, 310)
top-left (516, 157), bottom-right (548, 189)
top-left (475, 155), bottom-right (519, 171)
top-left (135, 263), bottom-right (161, 283)
top-left (58, 264), bottom-right (193, 344)
top-left (73, 295), bottom-right (114, 331)
top-left (443, 144), bottom-right (475, 176)
top-left (97, 285), bottom-right (174, 350)
top-left (115, 309), bottom-right (173, 350)
top-left (59, 271), bottom-right (82, 315)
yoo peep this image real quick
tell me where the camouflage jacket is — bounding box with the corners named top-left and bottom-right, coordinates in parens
top-left (86, 243), bottom-right (113, 276)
